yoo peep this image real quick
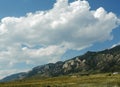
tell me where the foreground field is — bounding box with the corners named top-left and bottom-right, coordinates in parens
top-left (0, 73), bottom-right (120, 87)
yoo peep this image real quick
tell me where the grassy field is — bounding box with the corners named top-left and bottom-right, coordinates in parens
top-left (0, 73), bottom-right (120, 87)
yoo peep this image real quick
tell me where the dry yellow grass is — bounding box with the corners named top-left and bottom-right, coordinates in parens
top-left (0, 73), bottom-right (120, 87)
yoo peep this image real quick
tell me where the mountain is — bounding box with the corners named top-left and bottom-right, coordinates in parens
top-left (1, 45), bottom-right (120, 82)
top-left (0, 72), bottom-right (27, 82)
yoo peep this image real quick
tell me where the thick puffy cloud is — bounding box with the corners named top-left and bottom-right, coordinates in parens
top-left (0, 0), bottom-right (119, 79)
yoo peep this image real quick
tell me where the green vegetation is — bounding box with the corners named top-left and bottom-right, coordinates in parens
top-left (0, 73), bottom-right (120, 87)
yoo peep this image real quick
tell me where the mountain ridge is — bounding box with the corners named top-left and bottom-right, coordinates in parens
top-left (1, 45), bottom-right (120, 82)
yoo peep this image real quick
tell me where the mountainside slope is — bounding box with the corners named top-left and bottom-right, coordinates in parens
top-left (0, 72), bottom-right (27, 82)
top-left (1, 45), bottom-right (120, 82)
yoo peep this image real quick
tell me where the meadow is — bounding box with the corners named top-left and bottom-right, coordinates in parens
top-left (0, 73), bottom-right (120, 87)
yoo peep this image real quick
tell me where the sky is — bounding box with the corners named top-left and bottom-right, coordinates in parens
top-left (0, 0), bottom-right (120, 79)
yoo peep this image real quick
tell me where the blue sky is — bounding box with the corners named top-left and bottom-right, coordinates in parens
top-left (0, 0), bottom-right (120, 79)
top-left (0, 0), bottom-right (55, 18)
top-left (0, 0), bottom-right (120, 17)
